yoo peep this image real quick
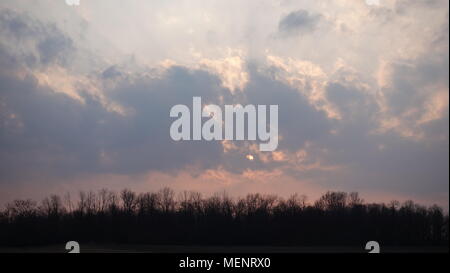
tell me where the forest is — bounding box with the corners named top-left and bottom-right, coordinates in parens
top-left (0, 188), bottom-right (448, 247)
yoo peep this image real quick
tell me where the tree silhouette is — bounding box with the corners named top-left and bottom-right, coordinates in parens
top-left (0, 188), bottom-right (448, 247)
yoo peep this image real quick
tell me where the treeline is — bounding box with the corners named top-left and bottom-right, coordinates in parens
top-left (0, 188), bottom-right (448, 246)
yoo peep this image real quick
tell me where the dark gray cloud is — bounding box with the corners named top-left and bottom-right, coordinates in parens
top-left (0, 43), bottom-right (333, 181)
top-left (278, 76), bottom-right (449, 196)
top-left (0, 60), bottom-right (229, 182)
top-left (101, 65), bottom-right (123, 79)
top-left (278, 9), bottom-right (322, 36)
top-left (380, 51), bottom-right (448, 142)
top-left (0, 10), bottom-right (227, 181)
top-left (395, 0), bottom-right (444, 14)
top-left (0, 9), bottom-right (74, 67)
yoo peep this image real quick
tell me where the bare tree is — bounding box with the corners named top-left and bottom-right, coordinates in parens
top-left (77, 191), bottom-right (87, 215)
top-left (389, 200), bottom-right (400, 211)
top-left (121, 189), bottom-right (137, 214)
top-left (105, 191), bottom-right (118, 213)
top-left (189, 191), bottom-right (203, 216)
top-left (178, 191), bottom-right (190, 213)
top-left (220, 191), bottom-right (234, 217)
top-left (138, 192), bottom-right (159, 215)
top-left (158, 187), bottom-right (175, 213)
top-left (85, 191), bottom-right (97, 215)
top-left (348, 192), bottom-right (364, 207)
top-left (287, 193), bottom-right (307, 211)
top-left (315, 191), bottom-right (348, 210)
top-left (98, 189), bottom-right (109, 213)
top-left (41, 195), bottom-right (65, 217)
top-left (5, 199), bottom-right (37, 218)
top-left (64, 192), bottom-right (73, 214)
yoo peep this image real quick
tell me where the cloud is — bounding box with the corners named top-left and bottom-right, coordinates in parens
top-left (0, 9), bottom-right (74, 67)
top-left (0, 1), bottom-right (448, 210)
top-left (278, 9), bottom-right (322, 36)
top-left (374, 37), bottom-right (449, 141)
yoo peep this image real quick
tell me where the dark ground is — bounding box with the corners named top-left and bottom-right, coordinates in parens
top-left (0, 244), bottom-right (448, 253)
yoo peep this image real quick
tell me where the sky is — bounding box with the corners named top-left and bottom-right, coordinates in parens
top-left (0, 0), bottom-right (448, 209)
